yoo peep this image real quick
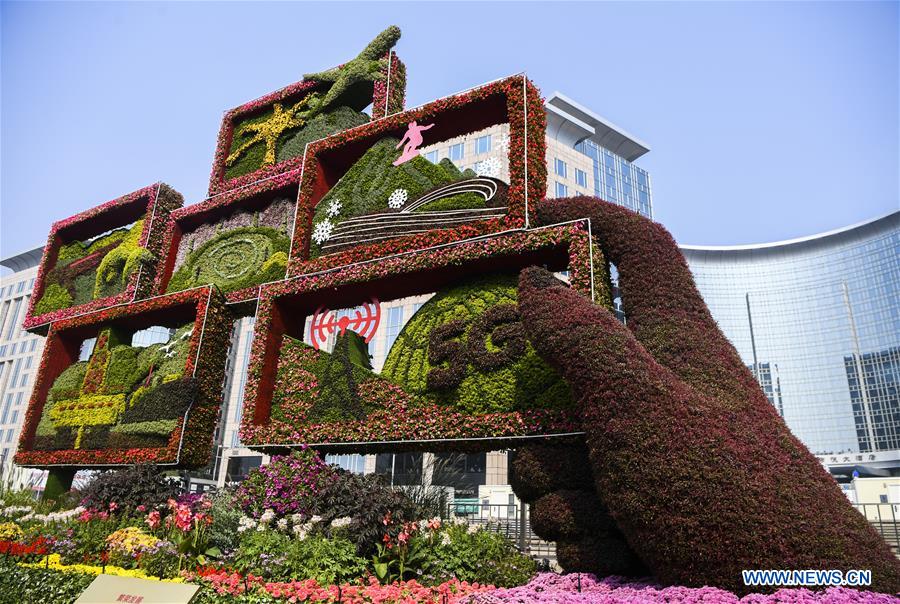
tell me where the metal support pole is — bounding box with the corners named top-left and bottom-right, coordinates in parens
top-left (518, 500), bottom-right (527, 552)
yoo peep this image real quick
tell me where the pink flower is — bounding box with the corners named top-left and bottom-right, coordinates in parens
top-left (174, 505), bottom-right (193, 532)
top-left (136, 505), bottom-right (146, 512)
top-left (108, 502), bottom-right (118, 512)
top-left (146, 510), bottom-right (161, 529)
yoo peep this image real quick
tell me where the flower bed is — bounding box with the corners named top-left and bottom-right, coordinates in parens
top-left (467, 573), bottom-right (899, 603)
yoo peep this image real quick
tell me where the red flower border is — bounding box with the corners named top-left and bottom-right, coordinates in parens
top-left (287, 75), bottom-right (546, 277)
top-left (207, 53), bottom-right (406, 197)
top-left (239, 223), bottom-right (606, 450)
top-left (153, 170), bottom-right (303, 305)
top-left (23, 183), bottom-right (184, 334)
top-left (15, 286), bottom-right (231, 468)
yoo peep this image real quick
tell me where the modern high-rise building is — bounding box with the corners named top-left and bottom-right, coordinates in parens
top-left (681, 211), bottom-right (900, 476)
top-left (0, 247), bottom-right (47, 489)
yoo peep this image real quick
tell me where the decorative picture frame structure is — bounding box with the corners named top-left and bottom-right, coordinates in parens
top-left (23, 183), bottom-right (184, 333)
top-left (207, 53), bottom-right (407, 197)
top-left (239, 221), bottom-right (606, 452)
top-left (153, 170), bottom-right (302, 309)
top-left (288, 74), bottom-right (547, 276)
top-left (15, 286), bottom-right (231, 468)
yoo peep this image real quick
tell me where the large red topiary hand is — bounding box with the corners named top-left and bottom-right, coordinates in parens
top-left (516, 196), bottom-right (900, 593)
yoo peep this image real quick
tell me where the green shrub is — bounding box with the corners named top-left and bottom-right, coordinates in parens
top-left (232, 529), bottom-right (292, 579)
top-left (427, 524), bottom-right (536, 587)
top-left (166, 226), bottom-right (289, 294)
top-left (207, 488), bottom-right (243, 554)
top-left (0, 559), bottom-right (93, 604)
top-left (286, 535), bottom-right (368, 584)
top-left (33, 283), bottom-right (73, 315)
top-left (306, 331), bottom-right (374, 422)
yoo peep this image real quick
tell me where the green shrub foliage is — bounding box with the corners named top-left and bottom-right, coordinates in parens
top-left (382, 274), bottom-right (572, 414)
top-left (167, 226), bottom-right (289, 294)
top-left (518, 195), bottom-right (900, 594)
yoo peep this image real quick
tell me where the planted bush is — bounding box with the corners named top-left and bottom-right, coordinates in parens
top-left (79, 464), bottom-right (180, 514)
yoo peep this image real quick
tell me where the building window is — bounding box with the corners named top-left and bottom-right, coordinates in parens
top-left (79, 338), bottom-right (96, 361)
top-left (30, 339), bottom-right (38, 352)
top-left (16, 281), bottom-right (25, 294)
top-left (448, 143), bottom-right (464, 161)
top-left (475, 135), bottom-right (491, 155)
top-left (555, 182), bottom-right (568, 198)
top-left (423, 150), bottom-right (438, 163)
top-left (575, 168), bottom-right (587, 188)
top-left (555, 158), bottom-right (567, 178)
top-left (385, 307), bottom-right (404, 354)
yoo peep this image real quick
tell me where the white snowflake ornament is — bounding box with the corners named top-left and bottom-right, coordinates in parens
top-left (388, 188), bottom-right (408, 209)
top-left (475, 157), bottom-right (502, 178)
top-left (326, 199), bottom-right (342, 218)
top-left (312, 219), bottom-right (334, 245)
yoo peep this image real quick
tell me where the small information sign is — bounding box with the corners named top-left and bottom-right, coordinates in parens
top-left (74, 574), bottom-right (199, 604)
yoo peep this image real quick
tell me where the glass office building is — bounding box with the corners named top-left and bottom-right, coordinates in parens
top-left (681, 212), bottom-right (900, 472)
top-left (0, 247), bottom-right (47, 489)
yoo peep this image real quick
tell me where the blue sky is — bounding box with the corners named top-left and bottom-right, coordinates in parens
top-left (1, 1), bottom-right (897, 260)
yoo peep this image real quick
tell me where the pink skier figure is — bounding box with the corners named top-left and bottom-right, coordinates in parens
top-left (393, 120), bottom-right (434, 166)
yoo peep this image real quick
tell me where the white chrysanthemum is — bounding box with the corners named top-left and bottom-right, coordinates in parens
top-left (330, 516), bottom-right (353, 529)
top-left (496, 134), bottom-right (510, 153)
top-left (312, 219), bottom-right (334, 244)
top-left (326, 199), bottom-right (342, 218)
top-left (441, 532), bottom-right (452, 546)
top-left (277, 518), bottom-right (289, 531)
top-left (475, 157), bottom-right (501, 178)
top-left (388, 188), bottom-right (408, 209)
top-left (237, 516), bottom-right (258, 533)
top-left (293, 524), bottom-right (308, 540)
top-left (260, 508), bottom-right (276, 524)
top-left (310, 515), bottom-right (323, 524)
top-left (467, 524), bottom-right (479, 535)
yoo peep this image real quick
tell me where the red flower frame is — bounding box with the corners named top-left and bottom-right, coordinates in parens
top-left (287, 74), bottom-right (547, 277)
top-left (207, 53), bottom-right (407, 197)
top-left (239, 223), bottom-right (605, 451)
top-left (15, 286), bottom-right (231, 468)
top-left (23, 183), bottom-right (184, 334)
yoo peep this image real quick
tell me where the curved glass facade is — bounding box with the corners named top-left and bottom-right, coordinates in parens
top-left (681, 212), bottom-right (899, 458)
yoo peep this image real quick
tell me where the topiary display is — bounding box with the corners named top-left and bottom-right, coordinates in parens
top-left (271, 331), bottom-right (378, 425)
top-left (167, 226), bottom-right (289, 294)
top-left (276, 106), bottom-right (370, 164)
top-left (513, 195), bottom-right (900, 594)
top-left (308, 137), bottom-right (502, 258)
top-left (31, 323), bottom-right (194, 452)
top-left (33, 221), bottom-right (143, 314)
top-left (382, 274), bottom-right (572, 414)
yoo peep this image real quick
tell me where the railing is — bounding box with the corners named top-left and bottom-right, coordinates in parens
top-left (853, 502), bottom-right (900, 555)
top-left (445, 501), bottom-right (557, 562)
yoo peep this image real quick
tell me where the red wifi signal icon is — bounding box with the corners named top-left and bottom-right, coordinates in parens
top-left (309, 299), bottom-right (381, 350)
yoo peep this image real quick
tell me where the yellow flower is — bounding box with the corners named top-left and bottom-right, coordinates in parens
top-left (20, 554), bottom-right (184, 583)
top-left (0, 522), bottom-right (23, 541)
top-left (106, 526), bottom-right (160, 554)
